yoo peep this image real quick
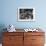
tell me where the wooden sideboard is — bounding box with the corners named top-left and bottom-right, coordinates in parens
top-left (2, 31), bottom-right (45, 46)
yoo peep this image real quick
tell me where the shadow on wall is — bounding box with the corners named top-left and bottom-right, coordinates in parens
top-left (0, 24), bottom-right (7, 43)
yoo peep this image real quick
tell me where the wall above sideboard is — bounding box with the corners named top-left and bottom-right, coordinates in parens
top-left (0, 0), bottom-right (46, 31)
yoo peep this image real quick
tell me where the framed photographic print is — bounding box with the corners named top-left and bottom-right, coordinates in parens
top-left (18, 7), bottom-right (35, 21)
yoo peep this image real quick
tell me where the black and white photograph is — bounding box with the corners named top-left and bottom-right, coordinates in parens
top-left (18, 7), bottom-right (35, 21)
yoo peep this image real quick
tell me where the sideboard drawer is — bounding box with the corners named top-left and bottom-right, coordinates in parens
top-left (24, 32), bottom-right (44, 36)
top-left (32, 36), bottom-right (45, 44)
top-left (3, 32), bottom-right (23, 36)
